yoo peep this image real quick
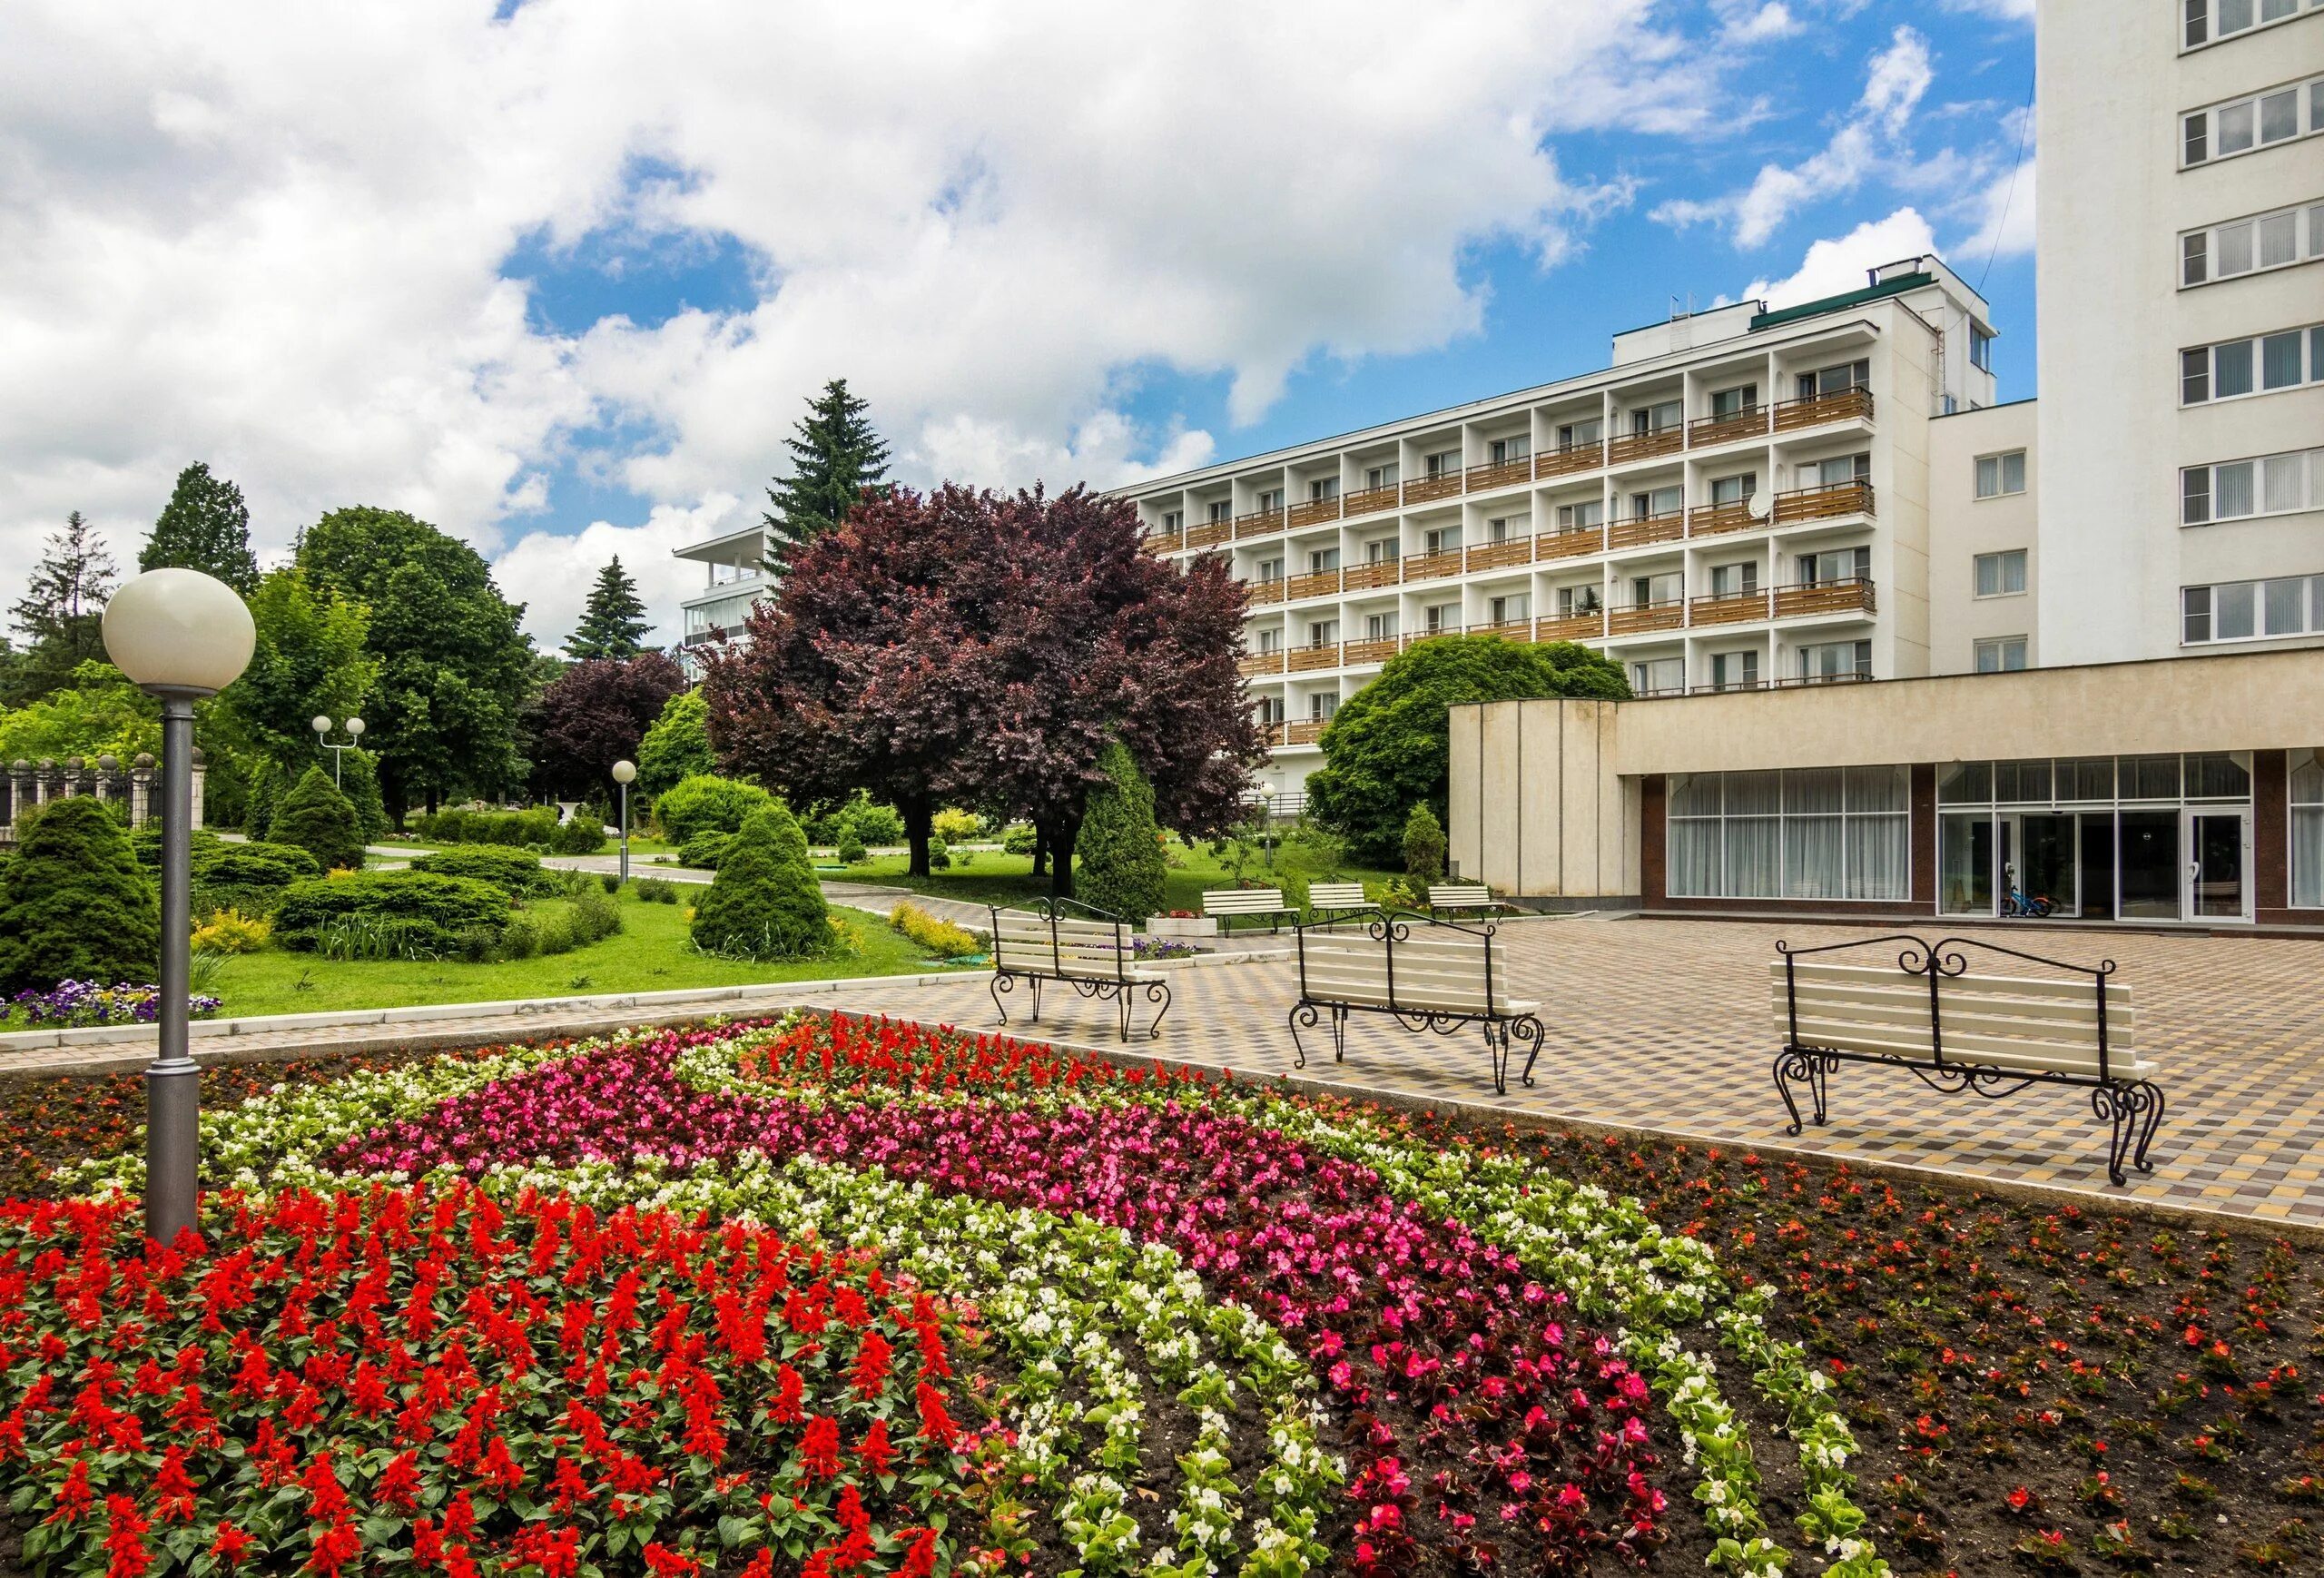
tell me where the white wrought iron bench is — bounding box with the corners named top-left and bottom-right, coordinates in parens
top-left (1305, 882), bottom-right (1380, 927)
top-left (1770, 934), bottom-right (2164, 1187)
top-left (1200, 886), bottom-right (1302, 933)
top-left (1287, 913), bottom-right (1544, 1096)
top-left (990, 899), bottom-right (1170, 1041)
top-left (1427, 883), bottom-right (1521, 920)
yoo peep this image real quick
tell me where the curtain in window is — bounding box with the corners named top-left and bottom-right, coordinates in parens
top-left (2294, 761), bottom-right (2324, 909)
top-left (2215, 462), bottom-right (2256, 518)
top-left (1725, 818), bottom-right (1780, 898)
top-left (1845, 816), bottom-right (1910, 900)
top-left (1784, 816), bottom-right (1844, 899)
top-left (1669, 820), bottom-right (1723, 897)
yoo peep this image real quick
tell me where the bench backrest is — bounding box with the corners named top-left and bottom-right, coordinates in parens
top-left (1307, 882), bottom-right (1374, 909)
top-left (1770, 957), bottom-right (2135, 1080)
top-left (1298, 924), bottom-right (1510, 1016)
top-left (1202, 888), bottom-right (1288, 914)
top-left (1429, 884), bottom-right (1497, 908)
top-left (993, 910), bottom-right (1128, 981)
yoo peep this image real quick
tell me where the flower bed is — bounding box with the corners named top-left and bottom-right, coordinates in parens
top-left (5, 981), bottom-right (222, 1028)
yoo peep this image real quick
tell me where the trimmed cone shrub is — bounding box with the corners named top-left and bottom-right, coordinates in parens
top-left (654, 774), bottom-right (773, 846)
top-left (1403, 803), bottom-right (1447, 881)
top-left (0, 798), bottom-right (162, 994)
top-left (269, 765), bottom-right (366, 874)
top-left (273, 871), bottom-right (511, 956)
top-left (690, 802), bottom-right (829, 960)
top-left (410, 845), bottom-right (552, 895)
top-left (1073, 740), bottom-right (1167, 922)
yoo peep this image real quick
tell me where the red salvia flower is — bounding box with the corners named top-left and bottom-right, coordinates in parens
top-left (800, 1415), bottom-right (842, 1481)
top-left (858, 1418), bottom-right (897, 1474)
top-left (306, 1514), bottom-right (361, 1578)
top-left (207, 1522), bottom-right (255, 1568)
top-left (47, 1457), bottom-right (94, 1524)
top-left (155, 1445), bottom-right (200, 1522)
top-left (915, 1380), bottom-right (960, 1451)
top-left (103, 1494), bottom-right (153, 1578)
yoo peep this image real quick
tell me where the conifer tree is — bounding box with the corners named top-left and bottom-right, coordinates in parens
top-left (1072, 741), bottom-right (1167, 922)
top-left (689, 801), bottom-right (830, 959)
top-left (566, 557), bottom-right (651, 660)
top-left (0, 797), bottom-right (161, 994)
top-left (139, 463), bottom-right (260, 592)
top-left (268, 766), bottom-right (367, 874)
top-left (762, 378), bottom-right (891, 565)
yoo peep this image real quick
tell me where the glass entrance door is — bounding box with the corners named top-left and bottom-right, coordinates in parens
top-left (2185, 809), bottom-right (2251, 920)
top-left (2007, 813), bottom-right (2080, 916)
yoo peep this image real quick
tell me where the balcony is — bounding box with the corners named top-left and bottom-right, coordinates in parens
top-left (1285, 569), bottom-right (1341, 600)
top-left (1536, 441), bottom-right (1604, 479)
top-left (1285, 720), bottom-right (1329, 746)
top-left (1141, 529), bottom-right (1183, 556)
top-left (1607, 601), bottom-right (1685, 636)
top-left (1342, 636), bottom-right (1400, 666)
top-left (1288, 643), bottom-right (1341, 672)
top-left (1343, 560), bottom-right (1400, 590)
top-left (1185, 518), bottom-right (1234, 549)
top-left (1246, 577), bottom-right (1285, 607)
top-left (1465, 457), bottom-right (1532, 492)
top-left (1775, 669), bottom-right (1873, 689)
top-left (1772, 479), bottom-right (1876, 525)
top-left (1606, 508), bottom-right (1685, 550)
top-left (1403, 548), bottom-right (1463, 582)
top-left (1688, 500), bottom-right (1758, 538)
top-left (1691, 678), bottom-right (1769, 695)
top-left (1285, 497), bottom-right (1341, 531)
top-left (1465, 538), bottom-right (1532, 573)
top-left (1470, 618), bottom-right (1535, 642)
top-left (1344, 483), bottom-right (1400, 518)
top-left (1233, 507), bottom-right (1286, 540)
top-left (1535, 610), bottom-right (1605, 641)
top-left (1238, 651), bottom-right (1286, 677)
top-left (1688, 589), bottom-right (1772, 626)
top-left (1772, 577), bottom-right (1877, 620)
top-left (1631, 681), bottom-right (1690, 699)
top-left (1402, 472), bottom-right (1462, 506)
top-left (1607, 427), bottom-right (1684, 465)
top-left (1535, 526), bottom-right (1605, 561)
top-left (1687, 406), bottom-right (1770, 447)
top-left (1773, 386), bottom-right (1875, 432)
top-left (1402, 626), bottom-right (1455, 650)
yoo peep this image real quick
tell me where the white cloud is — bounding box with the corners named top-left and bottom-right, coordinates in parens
top-left (1938, 0), bottom-right (2034, 19)
top-left (1713, 1), bottom-right (1800, 44)
top-left (1743, 207), bottom-right (1939, 310)
top-left (1949, 103), bottom-right (2037, 261)
top-left (493, 494), bottom-right (746, 656)
top-left (0, 0), bottom-right (1684, 591)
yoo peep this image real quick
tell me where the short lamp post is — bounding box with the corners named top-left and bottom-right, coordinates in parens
top-left (310, 714), bottom-right (364, 789)
top-left (612, 760), bottom-right (636, 884)
top-left (101, 569), bottom-right (257, 1248)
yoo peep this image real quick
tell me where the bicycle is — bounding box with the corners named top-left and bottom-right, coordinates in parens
top-left (1999, 864), bottom-right (2054, 919)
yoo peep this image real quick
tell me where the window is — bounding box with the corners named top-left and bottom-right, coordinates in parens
top-left (1969, 328), bottom-right (1995, 372)
top-left (1627, 485), bottom-right (1682, 519)
top-left (1256, 695), bottom-right (1285, 725)
top-left (1207, 500), bottom-right (1232, 522)
top-left (1795, 547), bottom-right (1871, 587)
top-left (1555, 419), bottom-right (1602, 451)
top-left (1306, 547), bottom-right (1340, 574)
top-left (2181, 200), bottom-right (2324, 285)
top-left (1256, 627), bottom-right (1282, 655)
top-left (1423, 525), bottom-right (1462, 555)
top-left (1423, 602), bottom-right (1459, 633)
top-left (1554, 499), bottom-right (1604, 531)
top-left (1425, 449), bottom-right (1462, 478)
top-left (2183, 575), bottom-right (2324, 643)
top-left (1256, 488), bottom-right (1284, 514)
top-left (1630, 657), bottom-right (1684, 696)
top-left (1805, 452), bottom-right (1872, 488)
top-left (1556, 584), bottom-right (1602, 616)
top-left (1365, 462), bottom-right (1400, 490)
top-left (1630, 571), bottom-right (1682, 607)
top-left (1974, 549), bottom-right (2028, 597)
top-left (1488, 436), bottom-right (1530, 464)
top-left (1796, 360), bottom-right (1870, 400)
top-left (1797, 640), bottom-right (1872, 680)
top-left (1306, 619), bottom-right (1337, 647)
top-left (1308, 477), bottom-right (1339, 501)
top-left (1486, 516), bottom-right (1515, 544)
top-left (2185, 0), bottom-right (2315, 50)
top-left (1363, 537), bottom-right (1396, 564)
top-left (2182, 77), bottom-right (2320, 166)
top-left (1667, 766), bottom-right (1909, 901)
top-left (1256, 556), bottom-right (1283, 583)
top-left (1488, 593), bottom-right (1531, 625)
top-left (1709, 471), bottom-right (1758, 506)
top-left (1709, 561), bottom-right (1759, 597)
top-left (1974, 450), bottom-right (2027, 498)
top-left (1708, 650), bottom-right (1760, 691)
top-left (1364, 612), bottom-right (1398, 641)
top-left (1710, 383), bottom-right (1758, 420)
top-left (1307, 693), bottom-right (1338, 722)
top-left (1632, 399), bottom-right (1681, 436)
top-left (2181, 448), bottom-right (2324, 524)
top-left (1974, 636), bottom-right (2029, 673)
top-left (1161, 509), bottom-right (1182, 532)
top-left (2294, 753), bottom-right (2324, 908)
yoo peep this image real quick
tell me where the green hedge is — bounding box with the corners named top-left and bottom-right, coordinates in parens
top-left (409, 806), bottom-right (557, 847)
top-left (654, 775), bottom-right (772, 845)
top-left (410, 845), bottom-right (553, 895)
top-left (274, 872), bottom-right (511, 956)
top-left (189, 843), bottom-right (326, 919)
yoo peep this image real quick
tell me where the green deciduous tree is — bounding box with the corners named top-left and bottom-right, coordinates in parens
top-left (636, 689), bottom-right (715, 796)
top-left (762, 378), bottom-right (891, 565)
top-left (139, 463), bottom-right (259, 593)
top-left (689, 802), bottom-right (830, 960)
top-left (209, 568), bottom-right (377, 778)
top-left (566, 557), bottom-right (651, 660)
top-left (1072, 741), bottom-right (1167, 922)
top-left (1307, 636), bottom-right (1629, 865)
top-left (0, 797), bottom-right (161, 994)
top-left (269, 765), bottom-right (367, 874)
top-left (5, 512), bottom-right (117, 706)
top-left (0, 662), bottom-right (160, 764)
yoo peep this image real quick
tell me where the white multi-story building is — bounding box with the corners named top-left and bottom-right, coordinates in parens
top-left (1120, 259), bottom-right (2000, 798)
top-left (673, 522), bottom-right (775, 672)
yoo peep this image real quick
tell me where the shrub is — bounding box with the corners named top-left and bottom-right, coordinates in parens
top-left (835, 834), bottom-right (867, 865)
top-left (192, 909), bottom-right (271, 954)
top-left (1403, 804), bottom-right (1447, 881)
top-left (188, 843), bottom-right (321, 919)
top-left (1073, 741), bottom-right (1167, 922)
top-left (636, 688), bottom-right (716, 796)
top-left (550, 814), bottom-right (607, 855)
top-left (0, 799), bottom-right (162, 994)
top-left (340, 746), bottom-right (392, 843)
top-left (312, 914), bottom-right (447, 962)
top-left (411, 845), bottom-right (552, 895)
top-left (569, 883), bottom-right (623, 945)
top-left (931, 807), bottom-right (982, 843)
top-left (241, 760), bottom-right (288, 840)
top-left (1002, 825), bottom-right (1037, 856)
top-left (131, 825), bottom-right (227, 868)
top-left (635, 877), bottom-right (680, 904)
top-left (600, 872), bottom-right (622, 894)
top-left (841, 798), bottom-right (906, 846)
top-left (927, 836), bottom-right (950, 872)
top-left (270, 766), bottom-right (368, 873)
top-left (534, 912), bottom-right (576, 957)
top-left (679, 830), bottom-right (736, 871)
top-left (409, 806), bottom-right (560, 847)
top-left (655, 774), bottom-right (773, 845)
top-left (497, 912), bottom-right (544, 960)
top-left (274, 871), bottom-right (510, 956)
top-left (888, 901), bottom-right (981, 959)
top-left (690, 802), bottom-right (828, 961)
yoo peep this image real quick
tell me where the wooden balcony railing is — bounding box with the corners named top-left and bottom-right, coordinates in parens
top-left (1285, 720), bottom-right (1328, 745)
top-left (1185, 519), bottom-right (1234, 549)
top-left (1233, 507), bottom-right (1286, 540)
top-left (1238, 651), bottom-right (1286, 677)
top-left (1772, 478), bottom-right (1875, 524)
top-left (1535, 526), bottom-right (1604, 561)
top-left (1465, 538), bottom-right (1532, 573)
top-left (1687, 406), bottom-right (1769, 447)
top-left (1536, 441), bottom-right (1604, 479)
top-left (1535, 611), bottom-right (1605, 642)
top-left (1607, 601), bottom-right (1685, 636)
top-left (1288, 643), bottom-right (1341, 672)
top-left (1402, 473), bottom-right (1462, 506)
top-left (1772, 577), bottom-right (1876, 620)
top-left (1469, 619), bottom-right (1535, 642)
top-left (1285, 498), bottom-right (1341, 530)
top-left (1465, 458), bottom-right (1531, 492)
top-left (1141, 530), bottom-right (1182, 555)
top-left (1688, 590), bottom-right (1772, 626)
top-left (1343, 560), bottom-right (1400, 590)
top-left (1772, 386), bottom-right (1875, 432)
top-left (1341, 637), bottom-right (1400, 666)
top-left (1285, 570), bottom-right (1341, 600)
top-left (1688, 500), bottom-right (1757, 538)
top-left (1344, 484), bottom-right (1401, 518)
top-left (1607, 427), bottom-right (1684, 465)
top-left (1690, 678), bottom-right (1768, 695)
top-left (1606, 509), bottom-right (1685, 550)
top-left (1246, 578), bottom-right (1285, 607)
top-left (1774, 669), bottom-right (1874, 688)
top-left (1401, 627), bottom-right (1455, 650)
top-left (1403, 549), bottom-right (1464, 581)
top-left (1260, 721), bottom-right (1289, 746)
top-left (1631, 683), bottom-right (1689, 699)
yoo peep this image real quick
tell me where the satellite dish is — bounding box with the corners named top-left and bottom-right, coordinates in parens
top-left (1745, 490), bottom-right (1771, 521)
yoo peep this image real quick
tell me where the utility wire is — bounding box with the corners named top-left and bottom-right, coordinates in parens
top-left (1977, 65), bottom-right (2038, 291)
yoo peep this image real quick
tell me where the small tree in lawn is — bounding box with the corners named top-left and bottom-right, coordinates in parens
top-left (1403, 804), bottom-right (1447, 881)
top-left (0, 797), bottom-right (161, 994)
top-left (270, 765), bottom-right (367, 874)
top-left (690, 803), bottom-right (830, 960)
top-left (1073, 742), bottom-right (1168, 922)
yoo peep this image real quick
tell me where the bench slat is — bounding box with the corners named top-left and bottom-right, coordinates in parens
top-left (1307, 883), bottom-right (1375, 908)
top-left (1773, 959), bottom-right (2130, 1007)
top-left (1769, 974), bottom-right (2136, 1031)
top-left (1770, 984), bottom-right (2136, 1046)
top-left (1203, 889), bottom-right (1290, 912)
top-left (1775, 1010), bottom-right (2152, 1077)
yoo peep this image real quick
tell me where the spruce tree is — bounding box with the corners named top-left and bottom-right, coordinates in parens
top-left (566, 557), bottom-right (651, 660)
top-left (6, 513), bottom-right (116, 703)
top-left (139, 463), bottom-right (260, 592)
top-left (1072, 741), bottom-right (1167, 922)
top-left (689, 802), bottom-right (830, 959)
top-left (762, 378), bottom-right (891, 565)
top-left (1402, 803), bottom-right (1447, 881)
top-left (268, 765), bottom-right (367, 874)
top-left (0, 797), bottom-right (162, 994)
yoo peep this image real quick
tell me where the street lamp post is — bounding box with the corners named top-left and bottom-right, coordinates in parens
top-left (612, 760), bottom-right (636, 885)
top-left (102, 569), bottom-right (256, 1247)
top-left (310, 715), bottom-right (365, 789)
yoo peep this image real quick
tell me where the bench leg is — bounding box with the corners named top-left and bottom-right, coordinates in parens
top-left (1117, 982), bottom-right (1131, 1042)
top-left (1511, 1015), bottom-right (1544, 1090)
top-left (990, 971), bottom-right (1012, 1027)
top-left (1287, 1002), bottom-right (1315, 1069)
top-left (1142, 981), bottom-right (1170, 1041)
top-left (2094, 1081), bottom-right (2166, 1188)
top-left (1330, 1005), bottom-right (1348, 1064)
top-left (1774, 1048), bottom-right (1830, 1135)
top-left (1482, 1021), bottom-right (1509, 1097)
top-left (1029, 974), bottom-right (1042, 1024)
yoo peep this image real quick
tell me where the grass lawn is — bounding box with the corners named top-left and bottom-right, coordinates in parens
top-left (829, 835), bottom-right (1400, 912)
top-left (184, 891), bottom-right (951, 1020)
